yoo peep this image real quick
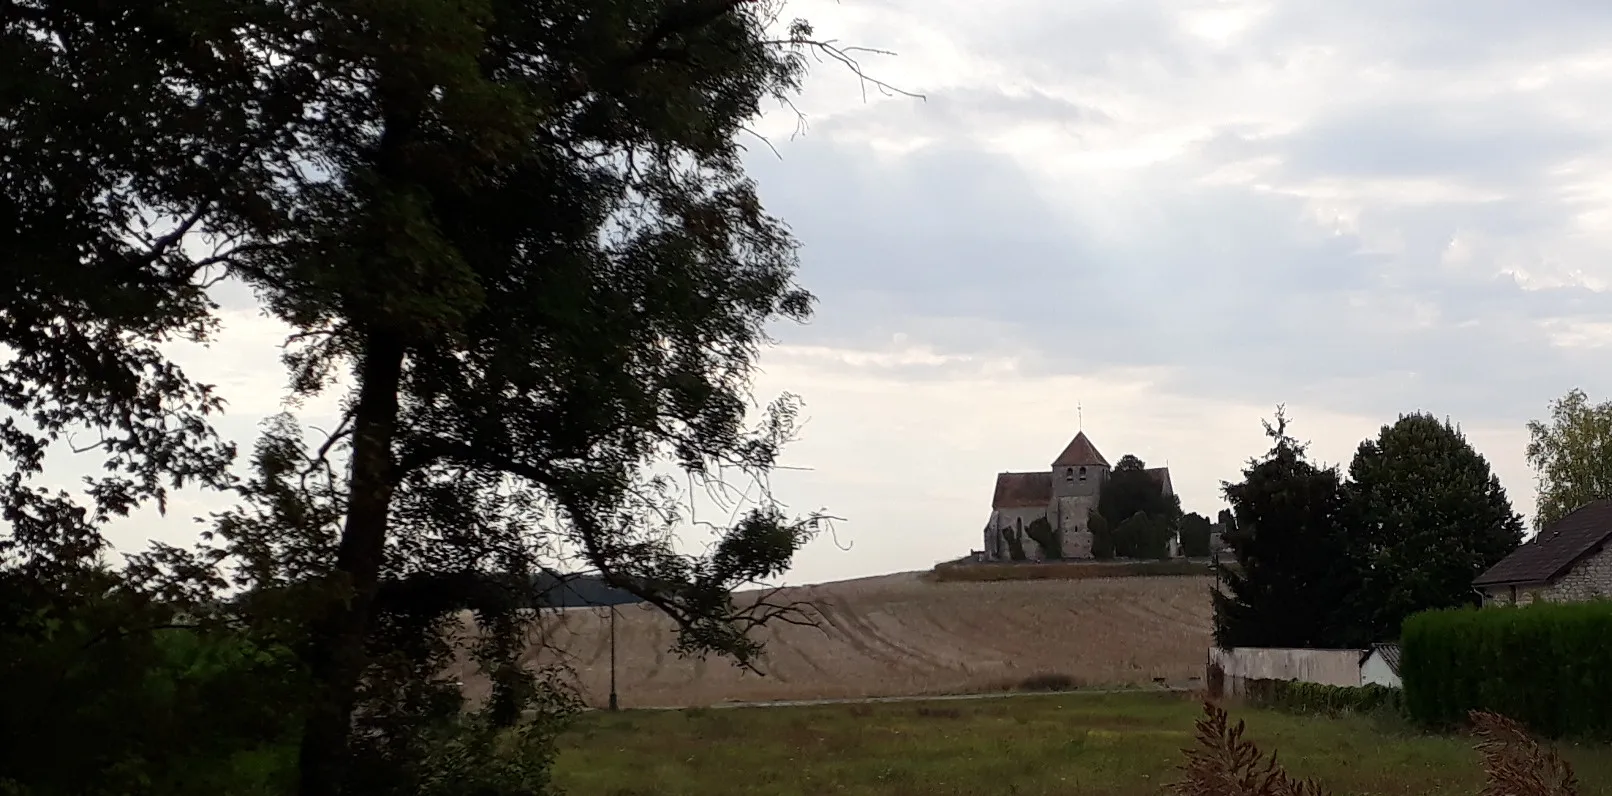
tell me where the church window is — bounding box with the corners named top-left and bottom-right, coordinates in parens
top-left (1065, 467), bottom-right (1074, 482)
top-left (1078, 466), bottom-right (1088, 481)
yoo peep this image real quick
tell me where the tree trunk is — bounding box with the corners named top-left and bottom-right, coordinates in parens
top-left (297, 330), bottom-right (405, 796)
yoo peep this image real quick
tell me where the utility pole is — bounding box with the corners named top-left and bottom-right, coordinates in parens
top-left (607, 604), bottom-right (619, 711)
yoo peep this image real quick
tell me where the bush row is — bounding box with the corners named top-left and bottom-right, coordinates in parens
top-left (1243, 679), bottom-right (1402, 717)
top-left (1401, 600), bottom-right (1612, 738)
top-left (931, 559), bottom-right (1213, 582)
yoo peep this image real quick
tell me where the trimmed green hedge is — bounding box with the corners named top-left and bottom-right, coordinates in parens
top-left (1402, 600), bottom-right (1612, 738)
top-left (1244, 679), bottom-right (1401, 717)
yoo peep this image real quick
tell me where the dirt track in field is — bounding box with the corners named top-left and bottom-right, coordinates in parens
top-left (451, 572), bottom-right (1214, 709)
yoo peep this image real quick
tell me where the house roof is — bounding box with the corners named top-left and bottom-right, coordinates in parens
top-left (1473, 499), bottom-right (1612, 588)
top-left (1052, 432), bottom-right (1110, 468)
top-left (992, 471), bottom-right (1052, 509)
top-left (1365, 643), bottom-right (1402, 676)
top-left (1145, 467), bottom-right (1174, 497)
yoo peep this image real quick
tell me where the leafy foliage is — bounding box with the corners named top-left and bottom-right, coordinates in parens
top-left (1344, 413), bottom-right (1524, 643)
top-left (1527, 389), bottom-right (1612, 531)
top-left (1214, 408), bottom-right (1360, 649)
top-left (3, 0), bottom-right (906, 793)
top-left (1179, 512), bottom-right (1213, 558)
top-left (1002, 522), bottom-right (1028, 562)
top-left (1242, 679), bottom-right (1403, 717)
top-left (0, 570), bottom-right (302, 796)
top-left (1097, 454), bottom-right (1181, 560)
top-left (1089, 512), bottom-right (1115, 560)
top-left (1401, 601), bottom-right (1612, 739)
top-left (1023, 516), bottom-right (1061, 560)
top-left (1114, 511), bottom-right (1171, 560)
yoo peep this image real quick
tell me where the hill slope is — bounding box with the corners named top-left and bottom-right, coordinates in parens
top-left (453, 572), bottom-right (1214, 709)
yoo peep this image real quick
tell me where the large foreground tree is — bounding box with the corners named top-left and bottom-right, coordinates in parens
top-left (1527, 388), bottom-right (1612, 531)
top-left (1344, 413), bottom-right (1523, 642)
top-left (5, 1), bottom-right (902, 793)
top-left (1214, 409), bottom-right (1359, 649)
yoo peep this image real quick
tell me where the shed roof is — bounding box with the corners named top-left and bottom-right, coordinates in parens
top-left (1473, 499), bottom-right (1612, 588)
top-left (1366, 643), bottom-right (1402, 676)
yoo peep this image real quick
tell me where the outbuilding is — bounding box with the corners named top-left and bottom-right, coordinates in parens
top-left (1360, 643), bottom-right (1402, 689)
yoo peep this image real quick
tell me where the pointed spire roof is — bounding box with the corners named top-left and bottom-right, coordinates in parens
top-left (1052, 431), bottom-right (1110, 468)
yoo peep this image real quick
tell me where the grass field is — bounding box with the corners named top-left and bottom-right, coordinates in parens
top-left (553, 691), bottom-right (1612, 796)
top-left (453, 573), bottom-right (1214, 708)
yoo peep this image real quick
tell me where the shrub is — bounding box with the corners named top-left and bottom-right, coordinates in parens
top-left (1024, 518), bottom-right (1062, 560)
top-left (1016, 672), bottom-right (1080, 692)
top-left (1243, 679), bottom-right (1401, 717)
top-left (1401, 600), bottom-right (1612, 738)
top-left (929, 559), bottom-right (1212, 582)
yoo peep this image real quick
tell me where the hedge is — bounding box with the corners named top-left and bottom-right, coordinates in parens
top-left (1243, 679), bottom-right (1402, 717)
top-left (1401, 600), bottom-right (1612, 738)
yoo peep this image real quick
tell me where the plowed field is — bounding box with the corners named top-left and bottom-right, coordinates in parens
top-left (452, 572), bottom-right (1213, 709)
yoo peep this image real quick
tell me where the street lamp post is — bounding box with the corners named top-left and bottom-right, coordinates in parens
top-left (607, 604), bottom-right (619, 711)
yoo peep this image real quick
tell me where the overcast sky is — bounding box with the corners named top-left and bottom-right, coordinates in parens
top-left (87, 0), bottom-right (1612, 585)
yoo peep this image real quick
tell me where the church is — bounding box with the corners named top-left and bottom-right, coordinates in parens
top-left (982, 431), bottom-right (1174, 561)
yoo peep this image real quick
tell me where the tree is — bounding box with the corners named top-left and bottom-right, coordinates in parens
top-left (1024, 517), bottom-right (1062, 560)
top-left (1214, 408), bottom-right (1360, 649)
top-left (1113, 511), bottom-right (1171, 560)
top-left (1089, 512), bottom-right (1115, 560)
top-left (1179, 512), bottom-right (1213, 558)
top-left (1345, 413), bottom-right (1523, 642)
top-left (1526, 388), bottom-right (1612, 531)
top-left (1099, 455), bottom-right (1172, 526)
top-left (4, 1), bottom-right (908, 793)
top-left (1097, 454), bottom-right (1181, 558)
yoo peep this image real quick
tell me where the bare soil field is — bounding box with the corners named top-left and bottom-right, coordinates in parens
top-left (452, 572), bottom-right (1214, 709)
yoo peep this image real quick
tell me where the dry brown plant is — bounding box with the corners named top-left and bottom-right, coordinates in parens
top-left (1471, 710), bottom-right (1579, 796)
top-left (1173, 701), bottom-right (1328, 796)
top-left (1172, 702), bottom-right (1584, 796)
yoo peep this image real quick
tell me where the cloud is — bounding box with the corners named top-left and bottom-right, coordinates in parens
top-left (58, 0), bottom-right (1612, 583)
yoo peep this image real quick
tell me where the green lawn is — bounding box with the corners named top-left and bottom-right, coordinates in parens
top-left (553, 691), bottom-right (1612, 795)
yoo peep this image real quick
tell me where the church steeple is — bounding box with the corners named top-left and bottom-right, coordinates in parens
top-left (1052, 431), bottom-right (1110, 468)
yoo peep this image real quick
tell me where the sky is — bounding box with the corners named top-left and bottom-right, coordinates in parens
top-left (77, 0), bottom-right (1612, 586)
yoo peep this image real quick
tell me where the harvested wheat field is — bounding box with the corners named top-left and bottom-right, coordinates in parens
top-left (453, 572), bottom-right (1213, 709)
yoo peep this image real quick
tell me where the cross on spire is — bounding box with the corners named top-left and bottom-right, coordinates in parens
top-left (1077, 402), bottom-right (1083, 432)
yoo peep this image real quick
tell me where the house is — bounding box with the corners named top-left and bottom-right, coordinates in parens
top-left (1473, 499), bottom-right (1612, 605)
top-left (1360, 643), bottom-right (1402, 689)
top-left (982, 431), bottom-right (1173, 561)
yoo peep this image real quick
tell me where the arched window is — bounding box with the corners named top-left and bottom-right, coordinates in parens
top-left (1078, 466), bottom-right (1088, 481)
top-left (1065, 467), bottom-right (1074, 482)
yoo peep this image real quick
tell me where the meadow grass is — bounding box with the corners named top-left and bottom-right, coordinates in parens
top-left (553, 690), bottom-right (1612, 795)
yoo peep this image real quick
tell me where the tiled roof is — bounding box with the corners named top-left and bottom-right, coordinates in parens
top-left (1145, 467), bottom-right (1173, 496)
top-left (1368, 643), bottom-right (1402, 676)
top-left (1473, 499), bottom-right (1612, 587)
top-left (993, 471), bottom-right (1052, 509)
top-left (1052, 432), bottom-right (1110, 468)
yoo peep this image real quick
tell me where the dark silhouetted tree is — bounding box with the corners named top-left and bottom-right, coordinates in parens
top-left (1097, 453), bottom-right (1182, 559)
top-left (1179, 512), bottom-right (1213, 558)
top-left (3, 1), bottom-right (910, 794)
top-left (1089, 512), bottom-right (1115, 560)
top-left (1024, 517), bottom-right (1062, 559)
top-left (1214, 408), bottom-right (1361, 649)
top-left (1344, 412), bottom-right (1524, 642)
